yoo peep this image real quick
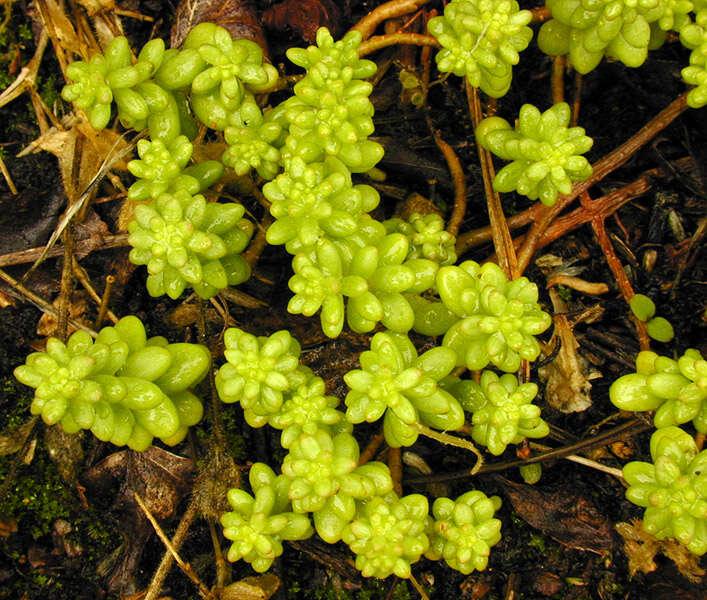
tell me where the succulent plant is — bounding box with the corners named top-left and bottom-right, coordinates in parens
top-left (268, 374), bottom-right (351, 448)
top-left (264, 156), bottom-right (379, 254)
top-left (221, 463), bottom-right (313, 572)
top-left (283, 28), bottom-right (383, 172)
top-left (126, 135), bottom-right (226, 201)
top-left (222, 96), bottom-right (285, 180)
top-left (437, 261), bottom-right (552, 372)
top-left (344, 331), bottom-right (464, 447)
top-left (427, 0), bottom-right (533, 98)
top-left (127, 190), bottom-right (253, 299)
top-left (426, 490), bottom-right (503, 573)
top-left (281, 428), bottom-right (393, 542)
top-left (61, 37), bottom-right (165, 131)
top-left (215, 328), bottom-right (306, 427)
top-left (623, 426), bottom-right (707, 555)
top-left (342, 492), bottom-right (431, 578)
top-left (384, 212), bottom-right (457, 266)
top-left (475, 103), bottom-right (594, 206)
top-left (14, 316), bottom-right (210, 449)
top-left (538, 0), bottom-right (669, 73)
top-left (610, 349), bottom-right (707, 433)
top-left (680, 9), bottom-right (707, 108)
top-left (449, 371), bottom-right (549, 455)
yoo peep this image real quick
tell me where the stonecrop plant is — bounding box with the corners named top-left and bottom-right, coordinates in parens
top-left (14, 316), bottom-right (210, 449)
top-left (12, 0), bottom-right (706, 593)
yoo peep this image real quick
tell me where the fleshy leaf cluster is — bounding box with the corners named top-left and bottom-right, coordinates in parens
top-left (475, 103), bottom-right (594, 206)
top-left (680, 9), bottom-right (707, 107)
top-left (427, 0), bottom-right (533, 98)
top-left (215, 328), bottom-right (306, 427)
top-left (344, 331), bottom-right (464, 447)
top-left (127, 190), bottom-right (253, 299)
top-left (283, 28), bottom-right (383, 172)
top-left (610, 349), bottom-right (707, 433)
top-left (538, 0), bottom-right (684, 73)
top-left (438, 261), bottom-right (552, 372)
top-left (342, 493), bottom-right (431, 579)
top-left (426, 491), bottom-right (503, 573)
top-left (281, 428), bottom-right (393, 542)
top-left (448, 372), bottom-right (549, 455)
top-left (269, 374), bottom-right (351, 448)
top-left (14, 316), bottom-right (209, 449)
top-left (221, 463), bottom-right (313, 572)
top-left (61, 37), bottom-right (166, 132)
top-left (222, 97), bottom-right (285, 179)
top-left (384, 212), bottom-right (457, 266)
top-left (623, 426), bottom-right (707, 555)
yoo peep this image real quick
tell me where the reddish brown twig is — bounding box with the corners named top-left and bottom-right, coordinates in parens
top-left (466, 82), bottom-right (518, 278)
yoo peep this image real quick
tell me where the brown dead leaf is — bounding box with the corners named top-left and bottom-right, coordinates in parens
top-left (221, 574), bottom-right (281, 600)
top-left (83, 447), bottom-right (195, 595)
top-left (263, 0), bottom-right (343, 42)
top-left (45, 425), bottom-right (84, 486)
top-left (76, 0), bottom-right (115, 17)
top-left (538, 314), bottom-right (594, 413)
top-left (171, 0), bottom-right (268, 57)
top-left (0, 515), bottom-right (18, 537)
top-left (37, 294), bottom-right (89, 337)
top-left (36, 0), bottom-right (85, 58)
top-left (0, 418), bottom-right (37, 457)
top-left (616, 520), bottom-right (705, 583)
top-left (496, 476), bottom-right (615, 554)
top-left (193, 445), bottom-right (242, 519)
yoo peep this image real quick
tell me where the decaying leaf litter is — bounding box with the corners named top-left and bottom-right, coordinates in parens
top-left (0, 0), bottom-right (705, 599)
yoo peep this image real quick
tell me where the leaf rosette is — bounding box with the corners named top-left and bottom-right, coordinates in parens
top-left (127, 190), bottom-right (252, 299)
top-left (14, 316), bottom-right (210, 449)
top-left (475, 103), bottom-right (594, 206)
top-left (221, 463), bottom-right (313, 572)
top-left (428, 0), bottom-right (533, 98)
top-left (344, 331), bottom-right (464, 447)
top-left (425, 490), bottom-right (503, 573)
top-left (610, 348), bottom-right (707, 433)
top-left (342, 492), bottom-right (431, 579)
top-left (437, 261), bottom-right (552, 372)
top-left (215, 328), bottom-right (305, 427)
top-left (623, 426), bottom-right (707, 555)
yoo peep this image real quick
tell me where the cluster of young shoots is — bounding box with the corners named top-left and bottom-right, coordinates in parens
top-left (27, 0), bottom-right (707, 586)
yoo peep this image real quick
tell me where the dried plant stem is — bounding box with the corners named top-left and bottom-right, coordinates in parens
top-left (564, 454), bottom-right (625, 480)
top-left (0, 267), bottom-right (96, 335)
top-left (0, 152), bottom-right (17, 194)
top-left (94, 275), bottom-right (116, 329)
top-left (359, 432), bottom-right (385, 465)
top-left (389, 446), bottom-right (403, 496)
top-left (0, 233), bottom-right (129, 268)
top-left (466, 82), bottom-right (518, 278)
top-left (197, 301), bottom-right (224, 448)
top-left (546, 274), bottom-right (609, 295)
top-left (552, 55), bottom-right (565, 104)
top-left (406, 418), bottom-right (649, 484)
top-left (72, 258), bottom-right (118, 325)
top-left (530, 6), bottom-right (552, 22)
top-left (358, 32), bottom-right (439, 57)
top-left (352, 0), bottom-right (433, 39)
top-left (409, 573), bottom-right (430, 600)
top-left (413, 423), bottom-right (484, 474)
top-left (516, 92), bottom-right (689, 274)
top-left (135, 492), bottom-right (214, 600)
top-left (572, 71), bottom-right (583, 127)
top-left (208, 517), bottom-right (229, 590)
top-left (144, 498), bottom-right (199, 600)
top-left (243, 214), bottom-right (272, 268)
top-left (425, 114), bottom-right (466, 237)
top-left (57, 226), bottom-right (75, 341)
